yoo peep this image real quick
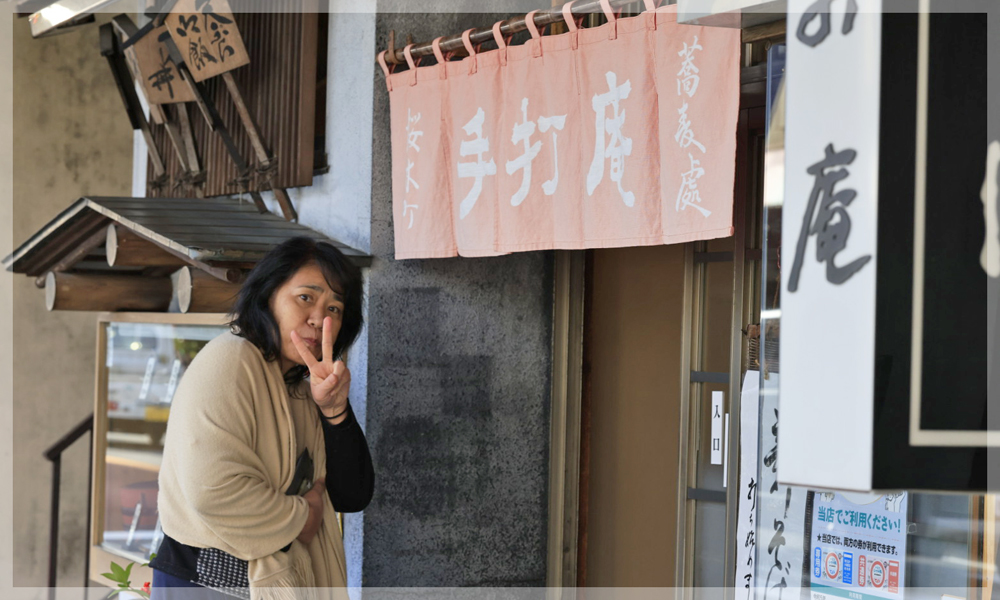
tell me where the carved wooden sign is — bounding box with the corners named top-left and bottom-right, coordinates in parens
top-left (123, 24), bottom-right (196, 104)
top-left (165, 0), bottom-right (250, 82)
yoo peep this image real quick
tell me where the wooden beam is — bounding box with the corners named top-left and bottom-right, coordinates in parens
top-left (45, 272), bottom-right (172, 312)
top-left (162, 115), bottom-right (191, 172)
top-left (222, 72), bottom-right (271, 164)
top-left (106, 224), bottom-right (186, 268)
top-left (272, 188), bottom-right (298, 222)
top-left (33, 227), bottom-right (109, 288)
top-left (219, 72), bottom-right (298, 222)
top-left (174, 266), bottom-right (242, 314)
top-left (106, 225), bottom-right (241, 284)
top-left (176, 103), bottom-right (203, 176)
top-left (742, 18), bottom-right (786, 44)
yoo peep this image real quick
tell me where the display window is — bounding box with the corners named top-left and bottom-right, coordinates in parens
top-left (90, 313), bottom-right (229, 579)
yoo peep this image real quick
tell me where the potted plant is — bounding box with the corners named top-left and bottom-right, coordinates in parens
top-left (101, 553), bottom-right (154, 599)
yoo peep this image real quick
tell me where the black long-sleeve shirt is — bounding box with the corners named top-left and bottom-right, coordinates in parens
top-left (149, 402), bottom-right (374, 593)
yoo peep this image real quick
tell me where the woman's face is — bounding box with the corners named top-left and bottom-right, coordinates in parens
top-left (268, 261), bottom-right (345, 373)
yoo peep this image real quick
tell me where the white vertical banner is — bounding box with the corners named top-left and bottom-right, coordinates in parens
top-left (781, 0), bottom-right (882, 491)
top-left (736, 371), bottom-right (760, 598)
top-left (712, 390), bottom-right (724, 465)
top-left (757, 373), bottom-right (809, 595)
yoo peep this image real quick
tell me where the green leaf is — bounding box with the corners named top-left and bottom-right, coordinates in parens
top-left (105, 590), bottom-right (121, 599)
top-left (100, 572), bottom-right (115, 581)
top-left (124, 562), bottom-right (134, 579)
top-left (110, 562), bottom-right (126, 580)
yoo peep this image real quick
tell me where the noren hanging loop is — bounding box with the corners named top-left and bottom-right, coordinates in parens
top-left (461, 28), bottom-right (478, 74)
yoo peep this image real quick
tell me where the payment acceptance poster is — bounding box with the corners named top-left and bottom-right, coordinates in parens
top-left (810, 492), bottom-right (908, 600)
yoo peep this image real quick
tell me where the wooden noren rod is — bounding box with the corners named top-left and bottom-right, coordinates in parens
top-left (383, 0), bottom-right (654, 64)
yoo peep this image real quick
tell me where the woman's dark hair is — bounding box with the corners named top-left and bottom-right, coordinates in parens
top-left (229, 236), bottom-right (364, 386)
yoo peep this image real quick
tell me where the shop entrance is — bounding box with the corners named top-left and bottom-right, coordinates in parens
top-left (580, 243), bottom-right (688, 586)
top-left (574, 58), bottom-right (768, 588)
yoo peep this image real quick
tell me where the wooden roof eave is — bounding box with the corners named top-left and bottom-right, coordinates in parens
top-left (4, 196), bottom-right (372, 286)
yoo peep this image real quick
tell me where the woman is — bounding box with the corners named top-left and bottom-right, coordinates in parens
top-left (150, 237), bottom-right (374, 600)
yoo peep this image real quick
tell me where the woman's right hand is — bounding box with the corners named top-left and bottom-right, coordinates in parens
top-left (296, 479), bottom-right (326, 545)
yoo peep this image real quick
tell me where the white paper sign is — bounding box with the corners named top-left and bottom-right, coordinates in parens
top-left (757, 373), bottom-right (809, 595)
top-left (712, 390), bottom-right (724, 465)
top-left (736, 371), bottom-right (760, 598)
top-left (782, 0), bottom-right (882, 491)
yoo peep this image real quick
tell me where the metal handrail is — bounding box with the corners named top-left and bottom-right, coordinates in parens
top-left (43, 412), bottom-right (94, 599)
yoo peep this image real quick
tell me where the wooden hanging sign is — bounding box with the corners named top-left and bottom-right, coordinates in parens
top-left (123, 24), bottom-right (197, 104)
top-left (164, 0), bottom-right (249, 83)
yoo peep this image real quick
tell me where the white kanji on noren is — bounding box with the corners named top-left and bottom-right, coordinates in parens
top-left (587, 71), bottom-right (634, 207)
top-left (675, 102), bottom-right (706, 154)
top-left (538, 113), bottom-right (567, 196)
top-left (505, 98), bottom-right (568, 205)
top-left (674, 36), bottom-right (711, 218)
top-left (406, 108), bottom-right (424, 151)
top-left (677, 36), bottom-right (703, 98)
top-left (506, 98), bottom-right (542, 207)
top-left (403, 108), bottom-right (424, 229)
top-left (457, 107), bottom-right (497, 219)
top-left (677, 153), bottom-right (711, 217)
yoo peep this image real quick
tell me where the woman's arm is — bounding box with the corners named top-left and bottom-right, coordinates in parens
top-left (319, 402), bottom-right (375, 512)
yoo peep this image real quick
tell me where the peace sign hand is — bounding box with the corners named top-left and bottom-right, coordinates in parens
top-left (290, 316), bottom-right (351, 422)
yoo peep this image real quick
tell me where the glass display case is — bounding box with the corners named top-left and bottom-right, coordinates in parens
top-left (90, 312), bottom-right (229, 582)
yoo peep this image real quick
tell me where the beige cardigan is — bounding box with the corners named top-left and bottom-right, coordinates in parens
top-left (158, 332), bottom-right (348, 600)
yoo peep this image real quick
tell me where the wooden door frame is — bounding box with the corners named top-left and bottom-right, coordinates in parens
top-left (546, 250), bottom-right (586, 589)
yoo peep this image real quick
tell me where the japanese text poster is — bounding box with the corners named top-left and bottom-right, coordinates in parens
top-left (810, 492), bottom-right (908, 600)
top-left (736, 371), bottom-right (760, 598)
top-left (756, 372), bottom-right (810, 600)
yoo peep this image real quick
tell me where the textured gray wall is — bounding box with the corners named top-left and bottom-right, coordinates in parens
top-left (9, 14), bottom-right (134, 587)
top-left (362, 8), bottom-right (554, 587)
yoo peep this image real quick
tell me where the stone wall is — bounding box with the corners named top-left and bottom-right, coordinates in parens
top-left (361, 6), bottom-right (554, 587)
